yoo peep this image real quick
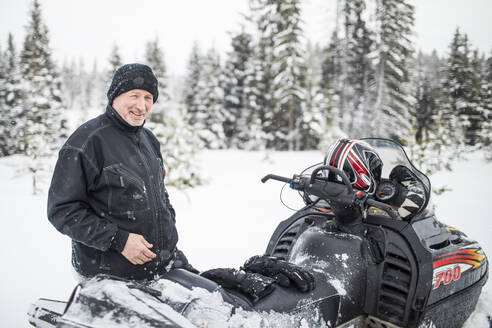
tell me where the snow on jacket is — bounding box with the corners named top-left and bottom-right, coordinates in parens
top-left (47, 105), bottom-right (178, 280)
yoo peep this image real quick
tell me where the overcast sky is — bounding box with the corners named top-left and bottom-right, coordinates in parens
top-left (1, 0), bottom-right (491, 76)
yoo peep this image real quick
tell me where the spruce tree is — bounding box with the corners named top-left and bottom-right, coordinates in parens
top-left (108, 44), bottom-right (122, 75)
top-left (465, 50), bottom-right (486, 147)
top-left (144, 39), bottom-right (202, 188)
top-left (222, 30), bottom-right (255, 148)
top-left (148, 104), bottom-right (202, 189)
top-left (144, 38), bottom-right (169, 102)
top-left (344, 0), bottom-right (374, 137)
top-left (144, 38), bottom-right (168, 123)
top-left (267, 0), bottom-right (307, 150)
top-left (1, 34), bottom-right (25, 155)
top-left (60, 59), bottom-right (80, 110)
top-left (183, 42), bottom-right (203, 128)
top-left (407, 52), bottom-right (450, 175)
top-left (373, 0), bottom-right (415, 140)
top-left (20, 0), bottom-right (67, 193)
top-left (441, 28), bottom-right (481, 148)
top-left (197, 47), bottom-right (226, 149)
top-left (483, 50), bottom-right (492, 159)
top-left (320, 31), bottom-right (344, 136)
top-left (301, 42), bottom-right (324, 149)
top-left (248, 0), bottom-right (277, 148)
top-left (243, 42), bottom-right (271, 150)
top-left (0, 42), bottom-right (7, 156)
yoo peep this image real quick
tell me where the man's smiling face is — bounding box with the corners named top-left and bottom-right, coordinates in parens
top-left (112, 89), bottom-right (153, 126)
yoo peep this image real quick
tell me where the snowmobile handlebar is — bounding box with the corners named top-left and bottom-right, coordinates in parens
top-left (261, 166), bottom-right (400, 220)
top-left (309, 165), bottom-right (354, 194)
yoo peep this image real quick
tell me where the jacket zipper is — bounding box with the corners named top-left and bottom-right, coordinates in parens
top-left (134, 132), bottom-right (166, 271)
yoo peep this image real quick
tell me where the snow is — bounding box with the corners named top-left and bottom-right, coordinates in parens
top-left (0, 149), bottom-right (491, 327)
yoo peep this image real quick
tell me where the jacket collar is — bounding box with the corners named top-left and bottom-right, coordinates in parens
top-left (105, 104), bottom-right (145, 133)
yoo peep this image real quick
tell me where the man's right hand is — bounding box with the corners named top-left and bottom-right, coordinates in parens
top-left (121, 233), bottom-right (156, 265)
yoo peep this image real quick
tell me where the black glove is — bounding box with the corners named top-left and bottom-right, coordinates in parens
top-left (171, 249), bottom-right (199, 274)
top-left (242, 255), bottom-right (315, 292)
top-left (201, 268), bottom-right (276, 304)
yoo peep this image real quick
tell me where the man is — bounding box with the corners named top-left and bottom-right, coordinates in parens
top-left (48, 63), bottom-right (193, 280)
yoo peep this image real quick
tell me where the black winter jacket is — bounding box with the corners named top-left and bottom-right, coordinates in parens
top-left (48, 105), bottom-right (178, 280)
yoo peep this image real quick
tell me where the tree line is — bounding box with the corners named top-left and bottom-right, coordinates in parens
top-left (1, 0), bottom-right (491, 192)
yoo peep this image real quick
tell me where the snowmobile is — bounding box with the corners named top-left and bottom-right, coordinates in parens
top-left (28, 138), bottom-right (488, 328)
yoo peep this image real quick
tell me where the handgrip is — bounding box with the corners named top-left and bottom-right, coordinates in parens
top-left (261, 174), bottom-right (292, 184)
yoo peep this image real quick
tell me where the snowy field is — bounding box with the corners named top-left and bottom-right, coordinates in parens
top-left (0, 149), bottom-right (490, 327)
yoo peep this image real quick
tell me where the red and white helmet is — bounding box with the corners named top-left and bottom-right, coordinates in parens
top-left (324, 138), bottom-right (383, 194)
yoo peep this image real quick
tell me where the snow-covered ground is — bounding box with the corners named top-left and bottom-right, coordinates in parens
top-left (0, 149), bottom-right (490, 327)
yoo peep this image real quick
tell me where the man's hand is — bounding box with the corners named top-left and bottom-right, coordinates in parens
top-left (121, 233), bottom-right (156, 265)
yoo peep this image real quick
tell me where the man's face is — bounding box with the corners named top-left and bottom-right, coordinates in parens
top-left (112, 89), bottom-right (153, 126)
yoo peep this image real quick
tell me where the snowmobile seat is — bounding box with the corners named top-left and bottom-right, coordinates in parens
top-left (164, 268), bottom-right (341, 326)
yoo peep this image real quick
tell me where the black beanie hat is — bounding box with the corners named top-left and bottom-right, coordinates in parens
top-left (107, 63), bottom-right (159, 104)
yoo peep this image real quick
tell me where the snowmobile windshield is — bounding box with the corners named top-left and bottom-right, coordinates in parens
top-left (363, 138), bottom-right (431, 211)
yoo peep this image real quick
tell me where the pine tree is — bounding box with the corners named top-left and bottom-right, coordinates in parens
top-left (265, 0), bottom-right (307, 150)
top-left (373, 0), bottom-right (415, 140)
top-left (222, 30), bottom-right (255, 148)
top-left (144, 38), bottom-right (168, 123)
top-left (20, 0), bottom-right (67, 193)
top-left (0, 42), bottom-right (7, 156)
top-left (197, 47), bottom-right (226, 149)
top-left (483, 50), bottom-right (492, 157)
top-left (320, 31), bottom-right (344, 135)
top-left (183, 42), bottom-right (203, 128)
top-left (60, 59), bottom-right (80, 110)
top-left (148, 104), bottom-right (202, 189)
top-left (407, 52), bottom-right (450, 175)
top-left (465, 50), bottom-right (486, 147)
top-left (301, 42), bottom-right (324, 149)
top-left (1, 34), bottom-right (25, 155)
top-left (344, 0), bottom-right (375, 137)
top-left (144, 38), bottom-right (169, 102)
top-left (243, 42), bottom-right (271, 150)
top-left (440, 28), bottom-right (482, 148)
top-left (108, 43), bottom-right (122, 81)
top-left (248, 0), bottom-right (277, 149)
top-left (143, 39), bottom-right (202, 188)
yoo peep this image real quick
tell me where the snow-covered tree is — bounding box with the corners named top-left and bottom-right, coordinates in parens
top-left (301, 43), bottom-right (325, 149)
top-left (272, 0), bottom-right (307, 150)
top-left (144, 38), bottom-right (168, 125)
top-left (0, 42), bottom-right (7, 156)
top-left (107, 43), bottom-right (122, 81)
top-left (320, 31), bottom-right (343, 134)
top-left (465, 50), bottom-right (486, 147)
top-left (222, 30), bottom-right (255, 148)
top-left (242, 42), bottom-right (272, 150)
top-left (248, 0), bottom-right (277, 148)
top-left (0, 34), bottom-right (25, 156)
top-left (343, 0), bottom-right (375, 137)
top-left (440, 28), bottom-right (481, 148)
top-left (252, 0), bottom-right (307, 150)
top-left (183, 42), bottom-right (203, 127)
top-left (196, 47), bottom-right (226, 149)
top-left (147, 103), bottom-right (203, 189)
top-left (372, 0), bottom-right (415, 140)
top-left (145, 38), bottom-right (169, 102)
top-left (20, 0), bottom-right (67, 193)
top-left (406, 52), bottom-right (453, 175)
top-left (483, 50), bottom-right (492, 159)
top-left (320, 0), bottom-right (374, 139)
top-left (60, 59), bottom-right (81, 110)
